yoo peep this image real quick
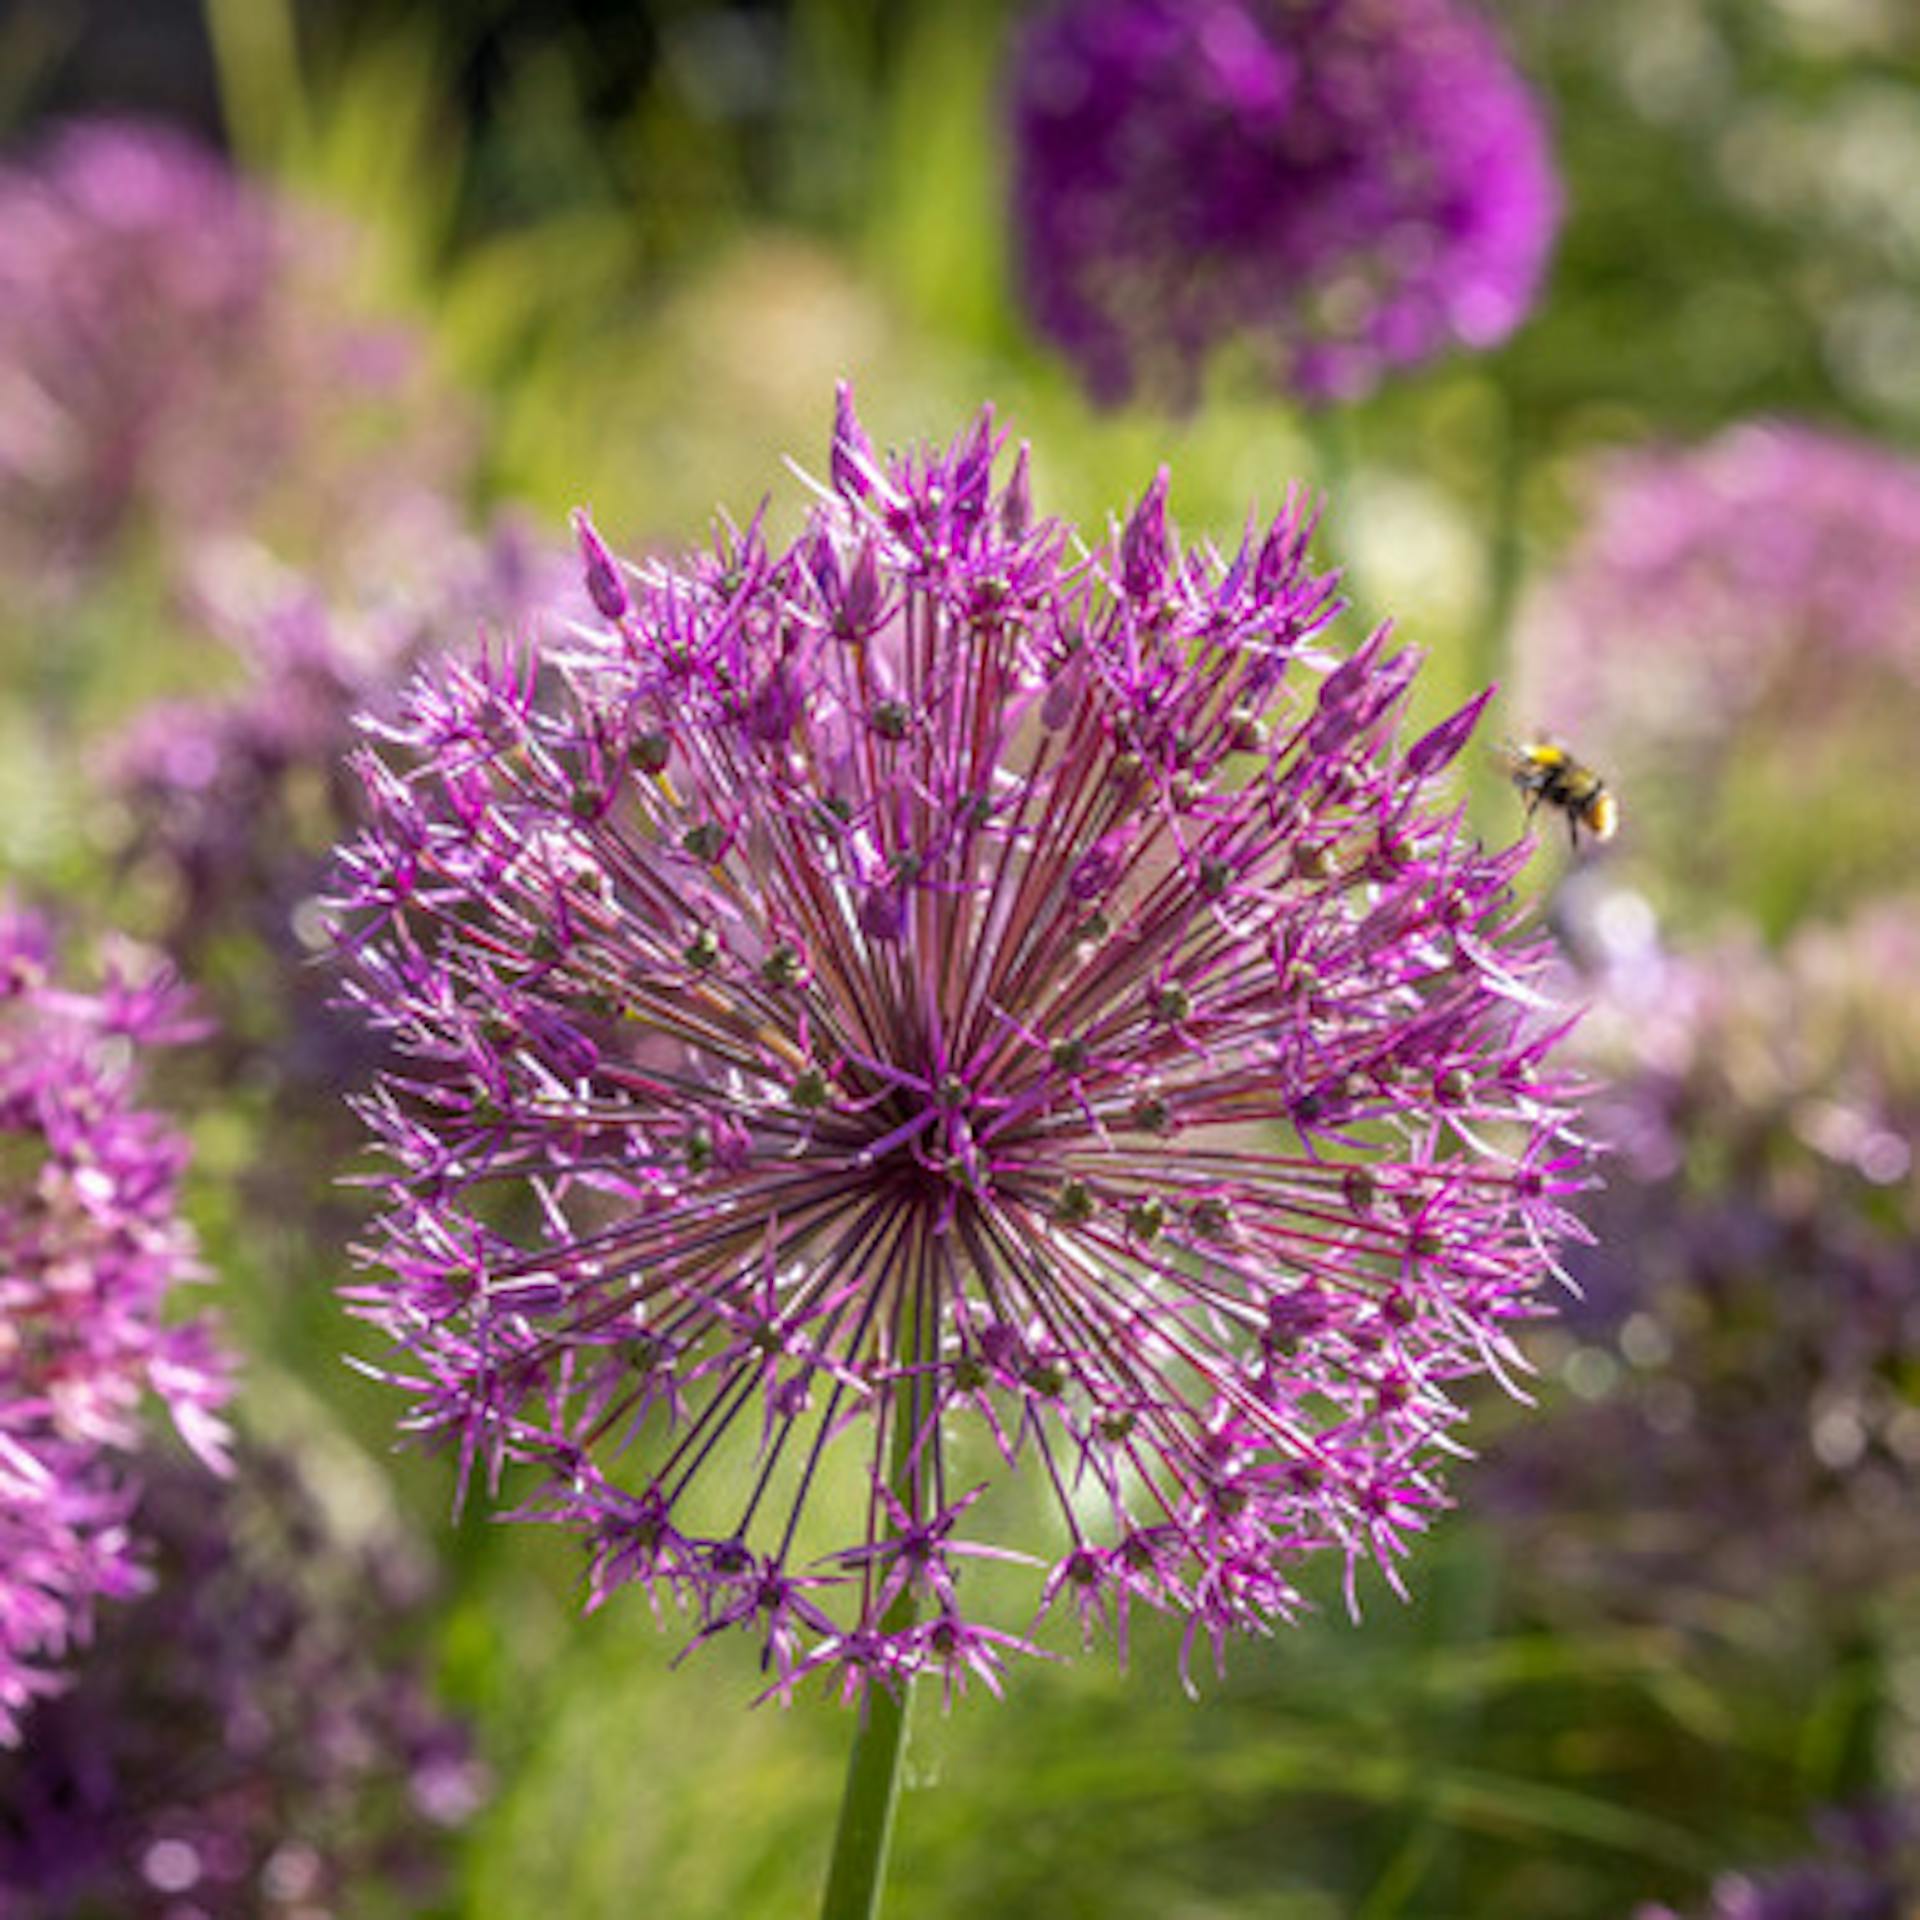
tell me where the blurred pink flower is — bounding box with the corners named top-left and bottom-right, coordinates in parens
top-left (0, 907), bottom-right (229, 1744)
top-left (0, 118), bottom-right (469, 591)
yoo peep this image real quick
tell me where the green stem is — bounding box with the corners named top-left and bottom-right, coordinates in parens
top-left (819, 1658), bottom-right (914, 1920)
top-left (1467, 401), bottom-right (1531, 835)
top-left (203, 0), bottom-right (307, 173)
top-left (818, 1267), bottom-right (925, 1920)
top-left (1303, 405), bottom-right (1366, 629)
top-left (1476, 400), bottom-right (1529, 701)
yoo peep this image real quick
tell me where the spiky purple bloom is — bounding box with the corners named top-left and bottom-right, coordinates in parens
top-left (1516, 422), bottom-right (1920, 772)
top-left (1008, 0), bottom-right (1561, 407)
top-left (1489, 891), bottom-right (1920, 1618)
top-left (1635, 1801), bottom-right (1920, 1920)
top-left (0, 908), bottom-right (229, 1745)
top-left (0, 1444), bottom-right (483, 1917)
top-left (0, 118), bottom-right (465, 589)
top-left (330, 389), bottom-right (1590, 1700)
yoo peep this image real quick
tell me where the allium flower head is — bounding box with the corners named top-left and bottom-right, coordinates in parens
top-left (332, 389), bottom-right (1590, 1700)
top-left (1635, 1799), bottom-right (1920, 1920)
top-left (0, 1445), bottom-right (482, 1917)
top-left (0, 908), bottom-right (229, 1743)
top-left (0, 118), bottom-right (465, 588)
top-left (1490, 891), bottom-right (1920, 1618)
top-left (1518, 423), bottom-right (1920, 760)
top-left (1009, 0), bottom-right (1562, 406)
top-left (103, 515), bottom-right (563, 1100)
top-left (1514, 423), bottom-right (1920, 912)
top-left (1505, 428), bottom-right (1920, 921)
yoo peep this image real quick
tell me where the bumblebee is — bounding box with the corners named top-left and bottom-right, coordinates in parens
top-left (1503, 739), bottom-right (1618, 846)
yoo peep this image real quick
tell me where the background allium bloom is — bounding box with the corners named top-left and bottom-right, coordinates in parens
top-left (0, 118), bottom-right (466, 589)
top-left (1633, 1800), bottom-right (1920, 1920)
top-left (1513, 422), bottom-right (1920, 914)
top-left (1009, 0), bottom-right (1561, 406)
top-left (0, 1446), bottom-right (483, 1917)
top-left (0, 908), bottom-right (228, 1743)
top-left (1489, 892), bottom-right (1920, 1619)
top-left (103, 515), bottom-right (562, 1100)
top-left (332, 389), bottom-right (1589, 1700)
top-left (1517, 423), bottom-right (1920, 758)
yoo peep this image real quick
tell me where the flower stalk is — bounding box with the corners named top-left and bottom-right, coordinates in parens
top-left (820, 1674), bottom-right (914, 1920)
top-left (819, 1276), bottom-right (926, 1920)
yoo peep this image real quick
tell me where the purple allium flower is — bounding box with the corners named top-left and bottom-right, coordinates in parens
top-left (0, 1443), bottom-right (483, 1916)
top-left (103, 514), bottom-right (565, 1100)
top-left (0, 907), bottom-right (229, 1745)
top-left (1488, 890), bottom-right (1920, 1619)
top-left (1517, 423), bottom-right (1920, 762)
top-left (1008, 0), bottom-right (1562, 407)
top-left (1634, 1800), bottom-right (1920, 1920)
top-left (0, 118), bottom-right (468, 590)
top-left (1513, 423), bottom-right (1920, 914)
top-left (329, 388), bottom-right (1591, 1701)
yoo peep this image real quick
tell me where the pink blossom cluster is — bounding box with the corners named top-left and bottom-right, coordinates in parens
top-left (0, 908), bottom-right (229, 1744)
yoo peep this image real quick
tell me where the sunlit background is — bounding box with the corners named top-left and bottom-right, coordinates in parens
top-left (2, 0), bottom-right (1918, 1913)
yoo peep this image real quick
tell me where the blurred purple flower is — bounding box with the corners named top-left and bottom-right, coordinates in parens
top-left (102, 513), bottom-right (565, 1099)
top-left (328, 387), bottom-right (1591, 1701)
top-left (1635, 1800), bottom-right (1920, 1920)
top-left (1489, 891), bottom-right (1920, 1617)
top-left (1008, 0), bottom-right (1561, 407)
top-left (0, 118), bottom-right (468, 590)
top-left (0, 1444), bottom-right (483, 1917)
top-left (0, 907), bottom-right (229, 1745)
top-left (1513, 423), bottom-right (1920, 913)
top-left (1517, 422), bottom-right (1920, 775)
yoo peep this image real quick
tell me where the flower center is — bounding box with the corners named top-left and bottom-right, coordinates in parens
top-left (854, 1062), bottom-right (997, 1211)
